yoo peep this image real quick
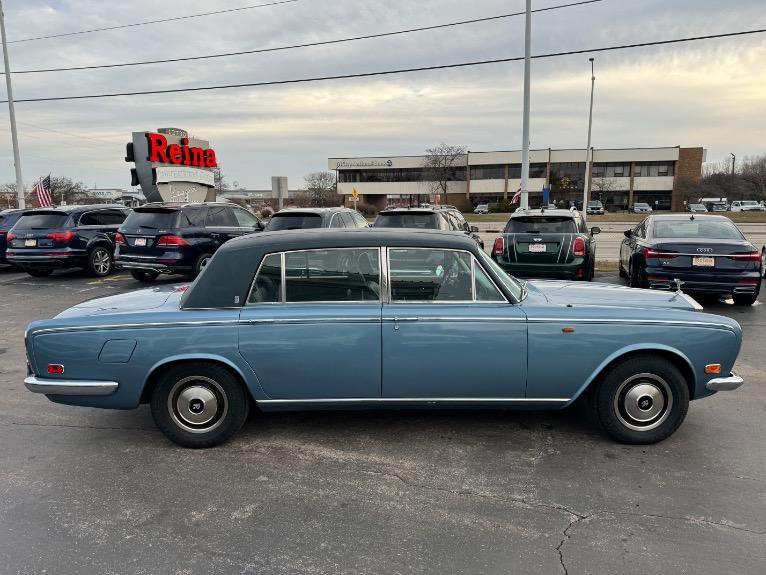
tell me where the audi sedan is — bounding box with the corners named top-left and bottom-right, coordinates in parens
top-left (619, 214), bottom-right (761, 305)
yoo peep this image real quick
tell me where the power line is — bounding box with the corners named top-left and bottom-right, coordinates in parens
top-left (3, 27), bottom-right (764, 104)
top-left (3, 0), bottom-right (604, 74)
top-left (7, 0), bottom-right (301, 44)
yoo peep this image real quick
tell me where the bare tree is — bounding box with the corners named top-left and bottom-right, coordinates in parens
top-left (590, 177), bottom-right (615, 197)
top-left (304, 171), bottom-right (338, 207)
top-left (213, 167), bottom-right (230, 192)
top-left (423, 143), bottom-right (467, 200)
top-left (740, 154), bottom-right (766, 199)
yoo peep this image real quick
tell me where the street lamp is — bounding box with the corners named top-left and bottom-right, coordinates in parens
top-left (730, 152), bottom-right (736, 200)
top-left (582, 57), bottom-right (595, 223)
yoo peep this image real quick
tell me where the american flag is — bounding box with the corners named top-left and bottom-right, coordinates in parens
top-left (510, 187), bottom-right (522, 205)
top-left (34, 175), bottom-right (52, 207)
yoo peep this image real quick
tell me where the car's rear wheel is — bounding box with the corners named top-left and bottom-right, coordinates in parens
top-left (192, 253), bottom-right (213, 278)
top-left (760, 247), bottom-right (765, 279)
top-left (86, 246), bottom-right (113, 277)
top-left (130, 269), bottom-right (160, 283)
top-left (26, 268), bottom-right (53, 277)
top-left (150, 363), bottom-right (250, 448)
top-left (628, 260), bottom-right (642, 288)
top-left (592, 355), bottom-right (689, 444)
top-left (733, 288), bottom-right (759, 306)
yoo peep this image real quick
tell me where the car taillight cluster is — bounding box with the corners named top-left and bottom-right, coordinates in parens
top-left (643, 248), bottom-right (678, 259)
top-left (728, 251), bottom-right (760, 261)
top-left (6, 232), bottom-right (16, 241)
top-left (114, 233), bottom-right (126, 245)
top-left (157, 235), bottom-right (189, 247)
top-left (47, 231), bottom-right (75, 243)
top-left (492, 237), bottom-right (505, 256)
top-left (572, 237), bottom-right (586, 257)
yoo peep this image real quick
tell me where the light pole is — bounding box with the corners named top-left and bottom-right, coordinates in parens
top-left (582, 57), bottom-right (595, 224)
top-left (730, 152), bottom-right (736, 200)
top-left (0, 1), bottom-right (24, 209)
top-left (519, 0), bottom-right (532, 211)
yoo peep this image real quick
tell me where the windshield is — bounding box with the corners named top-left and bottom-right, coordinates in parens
top-left (505, 217), bottom-right (577, 234)
top-left (374, 212), bottom-right (441, 229)
top-left (266, 213), bottom-right (322, 230)
top-left (477, 249), bottom-right (524, 301)
top-left (15, 212), bottom-right (69, 230)
top-left (653, 219), bottom-right (744, 240)
top-left (123, 210), bottom-right (178, 230)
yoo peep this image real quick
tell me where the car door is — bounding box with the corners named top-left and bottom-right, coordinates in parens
top-left (231, 206), bottom-right (263, 236)
top-left (238, 247), bottom-right (383, 399)
top-left (382, 247), bottom-right (527, 399)
top-left (205, 205), bottom-right (239, 246)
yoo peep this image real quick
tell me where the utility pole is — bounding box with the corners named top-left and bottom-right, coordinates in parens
top-left (519, 0), bottom-right (532, 211)
top-left (0, 1), bottom-right (24, 209)
top-left (730, 152), bottom-right (736, 200)
top-left (582, 58), bottom-right (595, 224)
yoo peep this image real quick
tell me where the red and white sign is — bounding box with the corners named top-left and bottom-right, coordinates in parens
top-left (146, 133), bottom-right (218, 168)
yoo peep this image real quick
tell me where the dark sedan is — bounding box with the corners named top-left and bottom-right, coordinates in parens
top-left (619, 214), bottom-right (761, 305)
top-left (0, 208), bottom-right (25, 265)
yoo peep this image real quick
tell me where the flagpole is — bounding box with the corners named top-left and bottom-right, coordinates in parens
top-left (0, 1), bottom-right (24, 209)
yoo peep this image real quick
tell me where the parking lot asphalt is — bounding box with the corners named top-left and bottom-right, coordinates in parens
top-left (0, 265), bottom-right (764, 575)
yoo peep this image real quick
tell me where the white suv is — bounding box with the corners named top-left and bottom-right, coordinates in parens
top-left (731, 200), bottom-right (765, 212)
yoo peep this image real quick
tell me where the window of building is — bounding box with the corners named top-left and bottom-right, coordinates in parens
top-left (285, 248), bottom-right (380, 302)
top-left (470, 164), bottom-right (505, 180)
top-left (592, 163), bottom-right (630, 178)
top-left (507, 163), bottom-right (547, 179)
top-left (633, 162), bottom-right (675, 177)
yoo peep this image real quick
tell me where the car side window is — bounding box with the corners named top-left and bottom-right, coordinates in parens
top-left (351, 212), bottom-right (369, 228)
top-left (78, 211), bottom-right (100, 226)
top-left (285, 248), bottom-right (380, 302)
top-left (340, 212), bottom-right (356, 228)
top-left (474, 263), bottom-right (505, 302)
top-left (389, 248), bottom-right (473, 302)
top-left (100, 209), bottom-right (128, 226)
top-left (184, 208), bottom-right (206, 227)
top-left (247, 253), bottom-right (282, 304)
top-left (206, 206), bottom-right (235, 227)
top-left (329, 213), bottom-right (345, 228)
top-left (233, 208), bottom-right (260, 228)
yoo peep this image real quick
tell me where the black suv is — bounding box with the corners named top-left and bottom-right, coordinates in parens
top-left (115, 202), bottom-right (264, 281)
top-left (265, 207), bottom-right (370, 230)
top-left (0, 208), bottom-right (26, 265)
top-left (373, 206), bottom-right (484, 249)
top-left (6, 205), bottom-right (129, 277)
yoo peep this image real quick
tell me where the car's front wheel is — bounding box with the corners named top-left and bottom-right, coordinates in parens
top-left (150, 362), bottom-right (250, 448)
top-left (592, 355), bottom-right (689, 444)
top-left (192, 253), bottom-right (213, 278)
top-left (86, 246), bottom-right (114, 277)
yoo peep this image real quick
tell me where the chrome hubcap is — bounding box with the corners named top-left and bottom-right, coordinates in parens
top-left (613, 373), bottom-right (673, 432)
top-left (168, 376), bottom-right (228, 434)
top-left (93, 249), bottom-right (110, 274)
top-left (200, 257), bottom-right (210, 269)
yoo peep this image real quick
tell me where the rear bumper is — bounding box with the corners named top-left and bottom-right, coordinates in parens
top-left (115, 257), bottom-right (192, 274)
top-left (6, 251), bottom-right (85, 268)
top-left (705, 372), bottom-right (744, 392)
top-left (645, 266), bottom-right (761, 294)
top-left (494, 259), bottom-right (588, 280)
top-left (24, 376), bottom-right (119, 396)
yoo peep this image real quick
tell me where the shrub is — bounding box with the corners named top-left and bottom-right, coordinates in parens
top-left (259, 206), bottom-right (274, 219)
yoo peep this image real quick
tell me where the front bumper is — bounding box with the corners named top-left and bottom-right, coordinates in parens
top-left (705, 372), bottom-right (744, 392)
top-left (24, 376), bottom-right (119, 396)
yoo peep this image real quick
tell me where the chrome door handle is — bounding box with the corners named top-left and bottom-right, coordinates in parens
top-left (392, 317), bottom-right (418, 330)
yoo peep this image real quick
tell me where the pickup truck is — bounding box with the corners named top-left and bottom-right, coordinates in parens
top-left (491, 208), bottom-right (600, 280)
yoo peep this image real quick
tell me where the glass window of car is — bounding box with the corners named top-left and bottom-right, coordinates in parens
top-left (266, 212), bottom-right (323, 230)
top-left (80, 209), bottom-right (126, 226)
top-left (653, 219), bottom-right (744, 240)
top-left (329, 213), bottom-right (346, 228)
top-left (232, 208), bottom-right (260, 228)
top-left (15, 212), bottom-right (69, 229)
top-left (389, 248), bottom-right (474, 302)
top-left (374, 212), bottom-right (442, 229)
top-left (123, 209), bottom-right (178, 230)
top-left (340, 212), bottom-right (357, 228)
top-left (474, 262), bottom-right (505, 302)
top-left (285, 248), bottom-right (380, 302)
top-left (247, 253), bottom-right (282, 304)
top-left (206, 206), bottom-right (235, 227)
top-left (505, 217), bottom-right (577, 234)
top-left (477, 249), bottom-right (524, 302)
top-left (183, 208), bottom-right (206, 227)
top-left (351, 212), bottom-right (369, 228)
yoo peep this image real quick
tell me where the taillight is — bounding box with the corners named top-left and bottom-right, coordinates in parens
top-left (157, 234), bottom-right (189, 247)
top-left (47, 231), bottom-right (75, 243)
top-left (572, 237), bottom-right (586, 257)
top-left (643, 248), bottom-right (678, 259)
top-left (728, 251), bottom-right (760, 261)
top-left (7, 232), bottom-right (15, 241)
top-left (493, 237), bottom-right (505, 256)
top-left (114, 233), bottom-right (126, 245)
top-left (47, 364), bottom-right (65, 375)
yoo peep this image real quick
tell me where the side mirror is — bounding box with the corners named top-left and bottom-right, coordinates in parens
top-left (623, 229), bottom-right (632, 238)
top-left (470, 225), bottom-right (479, 233)
top-left (591, 226), bottom-right (601, 235)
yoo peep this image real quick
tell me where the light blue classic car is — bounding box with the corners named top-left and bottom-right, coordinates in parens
top-left (24, 229), bottom-right (744, 448)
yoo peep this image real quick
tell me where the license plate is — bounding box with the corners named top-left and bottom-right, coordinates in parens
top-left (134, 238), bottom-right (147, 247)
top-left (24, 239), bottom-right (36, 247)
top-left (692, 256), bottom-right (714, 267)
top-left (528, 243), bottom-right (546, 253)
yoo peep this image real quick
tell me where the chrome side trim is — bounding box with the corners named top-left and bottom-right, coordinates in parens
top-left (705, 372), bottom-right (744, 392)
top-left (525, 318), bottom-right (735, 329)
top-left (32, 320), bottom-right (240, 335)
top-left (382, 316), bottom-right (524, 322)
top-left (24, 376), bottom-right (118, 396)
top-left (241, 317), bottom-right (380, 325)
top-left (257, 397), bottom-right (570, 405)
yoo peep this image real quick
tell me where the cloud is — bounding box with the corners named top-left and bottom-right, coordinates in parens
top-left (0, 0), bottom-right (764, 188)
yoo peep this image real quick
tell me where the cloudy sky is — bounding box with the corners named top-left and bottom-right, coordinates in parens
top-left (0, 0), bottom-right (764, 190)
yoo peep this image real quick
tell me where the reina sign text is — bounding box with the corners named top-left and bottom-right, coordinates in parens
top-left (146, 133), bottom-right (218, 168)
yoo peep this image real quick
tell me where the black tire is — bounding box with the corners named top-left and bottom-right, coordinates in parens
top-left (130, 269), bottom-right (160, 283)
top-left (761, 247), bottom-right (765, 279)
top-left (86, 245), bottom-right (113, 277)
top-left (733, 290), bottom-right (759, 306)
top-left (584, 257), bottom-right (595, 281)
top-left (26, 268), bottom-right (53, 277)
top-left (592, 355), bottom-right (689, 444)
top-left (192, 253), bottom-right (213, 278)
top-left (618, 258), bottom-right (628, 278)
top-left (150, 362), bottom-right (250, 448)
top-left (628, 260), bottom-right (642, 288)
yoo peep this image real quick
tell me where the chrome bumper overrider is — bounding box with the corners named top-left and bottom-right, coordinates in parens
top-left (705, 372), bottom-right (744, 392)
top-left (24, 376), bottom-right (119, 396)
